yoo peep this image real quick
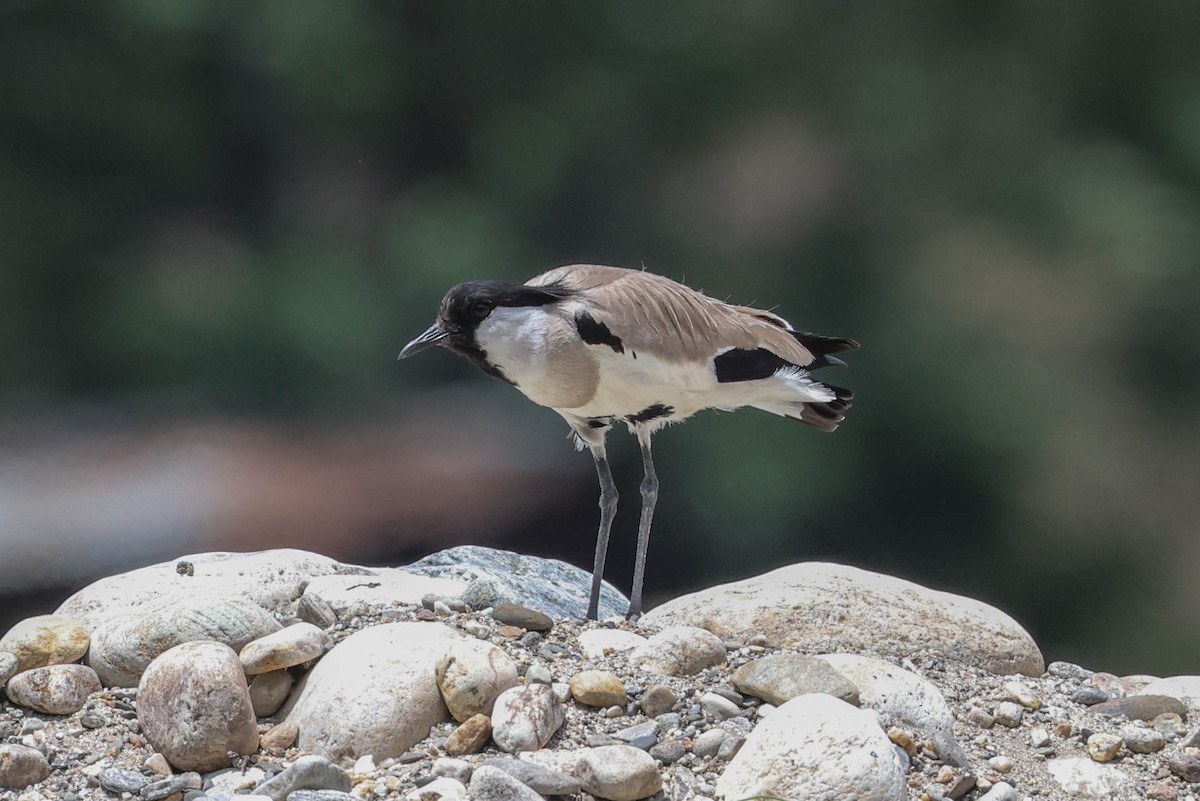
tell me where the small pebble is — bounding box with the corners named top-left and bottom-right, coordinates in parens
top-left (1071, 687), bottom-right (1109, 705)
top-left (987, 755), bottom-right (1013, 773)
top-left (491, 603), bottom-right (553, 632)
top-left (699, 692), bottom-right (740, 721)
top-left (1028, 727), bottom-right (1051, 748)
top-left (993, 702), bottom-right (1023, 728)
top-left (1122, 725), bottom-right (1165, 753)
top-left (1086, 732), bottom-right (1123, 762)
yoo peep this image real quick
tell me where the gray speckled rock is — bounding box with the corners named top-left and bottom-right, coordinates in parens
top-left (0, 652), bottom-right (18, 687)
top-left (0, 614), bottom-right (90, 672)
top-left (5, 664), bottom-right (101, 715)
top-left (253, 755), bottom-right (351, 801)
top-left (564, 744), bottom-right (663, 801)
top-left (469, 765), bottom-right (543, 801)
top-left (491, 684), bottom-right (565, 753)
top-left (88, 594), bottom-right (282, 687)
top-left (481, 756), bottom-right (582, 795)
top-left (629, 626), bottom-right (726, 676)
top-left (0, 744), bottom-right (51, 790)
top-left (436, 638), bottom-right (519, 722)
top-left (137, 641), bottom-right (259, 772)
top-left (642, 561), bottom-right (1044, 676)
top-left (733, 652), bottom-right (859, 706)
top-left (282, 622), bottom-right (459, 761)
top-left (407, 545), bottom-right (628, 619)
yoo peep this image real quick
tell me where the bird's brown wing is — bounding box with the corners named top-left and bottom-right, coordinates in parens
top-left (526, 264), bottom-right (820, 365)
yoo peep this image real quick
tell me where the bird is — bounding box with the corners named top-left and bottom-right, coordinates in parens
top-left (399, 264), bottom-right (857, 620)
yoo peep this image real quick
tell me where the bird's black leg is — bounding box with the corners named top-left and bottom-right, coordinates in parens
top-left (587, 444), bottom-right (618, 620)
top-left (629, 427), bottom-right (658, 619)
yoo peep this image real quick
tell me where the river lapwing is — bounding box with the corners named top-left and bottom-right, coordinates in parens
top-left (400, 264), bottom-right (857, 619)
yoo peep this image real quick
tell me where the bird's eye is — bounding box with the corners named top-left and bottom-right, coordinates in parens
top-left (471, 302), bottom-right (491, 319)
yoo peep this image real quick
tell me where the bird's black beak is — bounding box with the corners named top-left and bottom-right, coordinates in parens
top-left (398, 324), bottom-right (450, 359)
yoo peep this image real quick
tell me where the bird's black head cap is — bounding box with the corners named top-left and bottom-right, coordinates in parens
top-left (437, 280), bottom-right (572, 333)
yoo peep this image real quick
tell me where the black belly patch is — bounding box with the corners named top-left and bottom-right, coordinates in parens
top-left (575, 311), bottom-right (625, 354)
top-left (627, 403), bottom-right (674, 423)
top-left (713, 347), bottom-right (793, 383)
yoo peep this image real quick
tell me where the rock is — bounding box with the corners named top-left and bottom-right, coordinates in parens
top-left (406, 545), bottom-right (628, 620)
top-left (261, 720), bottom-right (299, 751)
top-left (817, 653), bottom-right (968, 767)
top-left (578, 629), bottom-right (648, 659)
top-left (1093, 695), bottom-right (1187, 721)
top-left (0, 744), bottom-right (51, 789)
top-left (143, 775), bottom-right (193, 800)
top-left (137, 640), bottom-right (259, 772)
top-left (491, 684), bottom-right (565, 753)
top-left (301, 571), bottom-right (466, 608)
top-left (1138, 676), bottom-right (1200, 707)
top-left (0, 652), bottom-right (17, 687)
top-left (296, 592), bottom-right (338, 629)
top-left (254, 755), bottom-right (351, 801)
top-left (639, 684), bottom-right (677, 717)
top-left (431, 757), bottom-right (472, 783)
top-left (569, 670), bottom-right (628, 708)
top-left (629, 626), bottom-right (726, 676)
top-left (978, 782), bottom-right (1018, 801)
top-left (1072, 687), bottom-right (1110, 705)
top-left (1121, 725), bottom-right (1165, 753)
top-left (993, 701), bottom-right (1024, 728)
top-left (988, 755), bottom-right (1014, 773)
top-left (240, 622), bottom-right (330, 674)
top-left (0, 615), bottom-right (89, 672)
top-left (492, 602), bottom-right (553, 632)
top-left (700, 691), bottom-right (741, 720)
top-left (468, 765), bottom-right (543, 801)
top-left (718, 693), bottom-right (904, 799)
top-left (1155, 713), bottom-right (1189, 740)
top-left (444, 713), bottom-right (492, 755)
top-left (88, 594), bottom-right (282, 687)
top-left (206, 766), bottom-right (267, 796)
top-left (1004, 681), bottom-right (1041, 709)
top-left (145, 752), bottom-right (172, 775)
top-left (282, 622), bottom-right (458, 760)
top-left (4, 664), bottom-right (101, 714)
top-left (1046, 757), bottom-right (1131, 796)
top-left (1086, 732), bottom-right (1123, 761)
top-left (733, 652), bottom-right (859, 706)
top-left (564, 744), bottom-right (663, 801)
top-left (650, 739), bottom-right (686, 763)
top-left (100, 767), bottom-right (150, 794)
top-left (481, 756), bottom-right (582, 795)
top-left (406, 777), bottom-right (467, 800)
top-left (642, 562), bottom-right (1044, 676)
top-left (436, 639), bottom-right (519, 722)
top-left (1167, 750), bottom-right (1200, 782)
top-left (249, 670), bottom-right (295, 717)
top-left (693, 728), bottom-right (730, 758)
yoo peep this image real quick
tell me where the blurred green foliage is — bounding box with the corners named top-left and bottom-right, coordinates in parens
top-left (3, 1), bottom-right (1200, 672)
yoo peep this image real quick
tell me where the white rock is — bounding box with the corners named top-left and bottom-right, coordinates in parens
top-left (491, 684), bottom-right (565, 753)
top-left (56, 549), bottom-right (347, 630)
top-left (436, 639), bottom-right (519, 722)
top-left (5, 664), bottom-right (101, 715)
top-left (715, 693), bottom-right (906, 801)
top-left (302, 571), bottom-right (466, 607)
top-left (282, 622), bottom-right (458, 761)
top-left (0, 614), bottom-right (90, 672)
top-left (978, 781), bottom-right (1018, 801)
top-left (137, 641), bottom-right (259, 772)
top-left (407, 776), bottom-right (467, 800)
top-left (642, 562), bottom-right (1043, 675)
top-left (1137, 675), bottom-right (1200, 707)
top-left (1046, 757), bottom-right (1131, 797)
top-left (816, 653), bottom-right (967, 766)
top-left (628, 626), bottom-right (726, 676)
top-left (468, 765), bottom-right (542, 801)
top-left (239, 622), bottom-right (331, 674)
top-left (563, 744), bottom-right (662, 801)
top-left (577, 629), bottom-right (648, 660)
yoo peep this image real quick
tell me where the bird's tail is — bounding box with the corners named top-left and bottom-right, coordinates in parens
top-left (753, 381), bottom-right (853, 432)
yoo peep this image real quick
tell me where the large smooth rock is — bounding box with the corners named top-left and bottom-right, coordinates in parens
top-left (563, 745), bottom-right (663, 801)
top-left (1046, 757), bottom-right (1131, 797)
top-left (628, 626), bottom-right (726, 676)
top-left (733, 652), bottom-right (859, 706)
top-left (715, 693), bottom-right (906, 800)
top-left (0, 744), bottom-right (51, 790)
top-left (578, 629), bottom-right (648, 660)
top-left (642, 562), bottom-right (1044, 676)
top-left (240, 622), bottom-right (331, 675)
top-left (5, 664), bottom-right (101, 715)
top-left (468, 765), bottom-right (543, 801)
top-left (817, 653), bottom-right (968, 766)
top-left (137, 641), bottom-right (259, 772)
top-left (436, 639), bottom-right (519, 722)
top-left (253, 755), bottom-right (351, 801)
top-left (406, 545), bottom-right (628, 619)
top-left (0, 614), bottom-right (90, 672)
top-left (88, 594), bottom-right (282, 687)
top-left (301, 572), bottom-right (467, 608)
top-left (282, 622), bottom-right (459, 761)
top-left (491, 684), bottom-right (565, 753)
top-left (56, 549), bottom-right (356, 630)
top-left (1137, 676), bottom-right (1200, 708)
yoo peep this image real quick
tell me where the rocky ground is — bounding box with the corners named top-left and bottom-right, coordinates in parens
top-left (0, 547), bottom-right (1198, 801)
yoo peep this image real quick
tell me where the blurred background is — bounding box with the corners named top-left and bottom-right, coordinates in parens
top-left (2, 1), bottom-right (1199, 675)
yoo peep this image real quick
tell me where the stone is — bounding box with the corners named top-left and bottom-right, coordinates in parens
top-left (1138, 676), bottom-right (1200, 707)
top-left (240, 622), bottom-right (330, 674)
top-left (629, 626), bottom-right (726, 676)
top-left (0, 744), bottom-right (51, 790)
top-left (444, 713), bottom-right (492, 755)
top-left (818, 653), bottom-right (968, 767)
top-left (100, 767), bottom-right (149, 794)
top-left (578, 629), bottom-right (648, 659)
top-left (302, 572), bottom-right (466, 609)
top-left (1154, 713), bottom-right (1189, 739)
top-left (1121, 725), bottom-right (1164, 753)
top-left (642, 562), bottom-right (1044, 675)
top-left (296, 593), bottom-right (338, 629)
top-left (249, 670), bottom-right (295, 717)
top-left (491, 684), bottom-right (565, 753)
top-left (993, 701), bottom-right (1024, 728)
top-left (406, 777), bottom-right (467, 800)
top-left (733, 652), bottom-right (859, 706)
top-left (282, 622), bottom-right (458, 760)
top-left (206, 766), bottom-right (267, 796)
top-left (0, 652), bottom-right (17, 686)
top-left (988, 755), bottom-right (1014, 773)
top-left (88, 594), bottom-right (282, 687)
top-left (1046, 757), bottom-right (1130, 796)
top-left (978, 782), bottom-right (1018, 801)
top-left (650, 739), bottom-right (686, 763)
top-left (254, 755), bottom-right (351, 801)
top-left (0, 615), bottom-right (89, 672)
top-left (564, 744), bottom-right (663, 801)
top-left (145, 752), bottom-right (172, 775)
top-left (431, 757), bottom-right (472, 783)
top-left (700, 692), bottom-right (740, 720)
top-left (1093, 694), bottom-right (1187, 721)
top-left (569, 670), bottom-right (628, 708)
top-left (480, 756), bottom-right (582, 795)
top-left (693, 728), bottom-right (730, 758)
top-left (468, 765), bottom-right (543, 801)
top-left (1004, 681), bottom-right (1040, 709)
top-left (492, 602), bottom-right (553, 632)
top-left (1167, 750), bottom-right (1200, 782)
top-left (1086, 732), bottom-right (1123, 762)
top-left (138, 640), bottom-right (258, 772)
top-left (144, 776), bottom-right (193, 800)
top-left (1072, 687), bottom-right (1109, 705)
top-left (436, 639), bottom-right (519, 722)
top-left (261, 720), bottom-right (299, 751)
top-left (406, 545), bottom-right (628, 619)
top-left (715, 694), bottom-right (906, 800)
top-left (4, 664), bottom-right (101, 715)
top-left (640, 684), bottom-right (677, 717)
